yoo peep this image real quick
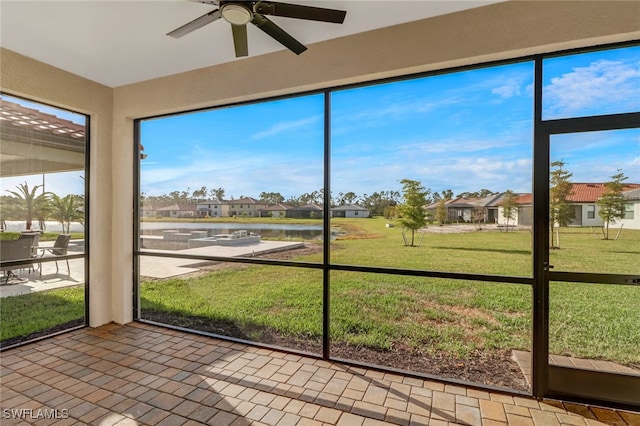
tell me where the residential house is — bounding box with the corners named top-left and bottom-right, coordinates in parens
top-left (139, 204), bottom-right (157, 218)
top-left (496, 183), bottom-right (640, 228)
top-left (424, 198), bottom-right (455, 223)
top-left (259, 203), bottom-right (292, 218)
top-left (227, 197), bottom-right (269, 217)
top-left (620, 187), bottom-right (640, 230)
top-left (445, 193), bottom-right (504, 223)
top-left (331, 204), bottom-right (370, 218)
top-left (286, 204), bottom-right (323, 219)
top-left (3, 0), bottom-right (638, 411)
top-left (155, 204), bottom-right (203, 218)
top-left (566, 183), bottom-right (640, 227)
top-left (196, 199), bottom-right (228, 218)
top-left (497, 194), bottom-right (532, 227)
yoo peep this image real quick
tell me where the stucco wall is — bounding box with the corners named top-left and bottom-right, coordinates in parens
top-left (0, 49), bottom-right (114, 327)
top-left (3, 1), bottom-right (639, 326)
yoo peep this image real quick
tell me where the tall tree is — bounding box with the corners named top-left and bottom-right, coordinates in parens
top-left (440, 189), bottom-right (454, 200)
top-left (472, 206), bottom-right (485, 229)
top-left (342, 191), bottom-right (357, 205)
top-left (501, 190), bottom-right (519, 232)
top-left (597, 169), bottom-right (628, 240)
top-left (4, 182), bottom-right (50, 231)
top-left (259, 192), bottom-right (285, 204)
top-left (192, 186), bottom-right (208, 201)
top-left (397, 179), bottom-right (429, 246)
top-left (549, 161), bottom-right (574, 248)
top-left (50, 194), bottom-right (84, 234)
top-left (210, 187), bottom-right (225, 201)
top-left (436, 199), bottom-right (447, 225)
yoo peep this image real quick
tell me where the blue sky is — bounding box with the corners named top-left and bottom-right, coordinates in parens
top-left (139, 45), bottom-right (639, 200)
top-left (2, 45), bottom-right (638, 200)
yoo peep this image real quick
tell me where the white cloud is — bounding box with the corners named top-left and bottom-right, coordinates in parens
top-left (492, 81), bottom-right (522, 99)
top-left (251, 115), bottom-right (321, 140)
top-left (545, 59), bottom-right (640, 115)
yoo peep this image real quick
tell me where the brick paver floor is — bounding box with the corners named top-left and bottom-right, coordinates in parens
top-left (0, 323), bottom-right (636, 425)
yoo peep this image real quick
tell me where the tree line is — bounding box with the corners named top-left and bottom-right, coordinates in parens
top-left (1, 182), bottom-right (84, 233)
top-left (141, 185), bottom-right (503, 218)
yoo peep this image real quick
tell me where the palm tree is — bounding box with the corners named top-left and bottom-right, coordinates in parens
top-left (4, 182), bottom-right (50, 231)
top-left (50, 194), bottom-right (84, 234)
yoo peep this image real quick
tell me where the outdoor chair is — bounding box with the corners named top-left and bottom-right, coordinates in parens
top-left (39, 234), bottom-right (71, 276)
top-left (1, 239), bottom-right (34, 285)
top-left (18, 231), bottom-right (41, 257)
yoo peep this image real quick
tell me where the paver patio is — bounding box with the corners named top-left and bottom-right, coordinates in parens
top-left (2, 322), bottom-right (638, 425)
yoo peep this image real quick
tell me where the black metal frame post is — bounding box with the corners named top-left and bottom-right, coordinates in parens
top-left (531, 56), bottom-right (549, 399)
top-left (322, 91), bottom-right (332, 359)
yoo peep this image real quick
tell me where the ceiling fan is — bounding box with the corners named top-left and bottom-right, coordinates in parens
top-left (167, 0), bottom-right (347, 57)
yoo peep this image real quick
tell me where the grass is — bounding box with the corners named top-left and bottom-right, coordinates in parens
top-left (2, 217), bottom-right (638, 367)
top-left (139, 217), bottom-right (640, 365)
top-left (0, 286), bottom-right (85, 344)
top-left (0, 231), bottom-right (84, 241)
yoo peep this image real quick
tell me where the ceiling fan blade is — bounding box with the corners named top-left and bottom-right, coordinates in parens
top-left (167, 9), bottom-right (221, 38)
top-left (231, 24), bottom-right (249, 57)
top-left (254, 1), bottom-right (346, 24)
top-left (251, 14), bottom-right (307, 55)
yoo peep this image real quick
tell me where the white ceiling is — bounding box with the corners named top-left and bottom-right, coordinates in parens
top-left (0, 1), bottom-right (502, 87)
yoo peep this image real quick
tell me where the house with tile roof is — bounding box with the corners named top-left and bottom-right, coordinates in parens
top-left (196, 199), bottom-right (228, 218)
top-left (155, 204), bottom-right (203, 218)
top-left (286, 204), bottom-right (323, 219)
top-left (620, 188), bottom-right (640, 230)
top-left (497, 193), bottom-right (533, 227)
top-left (227, 197), bottom-right (269, 218)
top-left (259, 203), bottom-right (293, 219)
top-left (494, 183), bottom-right (640, 229)
top-left (566, 183), bottom-right (640, 227)
top-left (331, 204), bottom-right (370, 218)
top-left (445, 193), bottom-right (506, 223)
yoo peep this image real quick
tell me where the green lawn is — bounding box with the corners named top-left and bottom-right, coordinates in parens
top-left (2, 217), bottom-right (637, 367)
top-left (0, 231), bottom-right (84, 241)
top-left (0, 286), bottom-right (85, 345)
top-left (139, 217), bottom-right (640, 365)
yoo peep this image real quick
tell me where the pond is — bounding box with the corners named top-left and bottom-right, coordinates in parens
top-left (2, 221), bottom-right (84, 233)
top-left (140, 221), bottom-right (324, 240)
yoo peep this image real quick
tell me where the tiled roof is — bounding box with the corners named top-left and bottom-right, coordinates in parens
top-left (515, 194), bottom-right (533, 205)
top-left (233, 197), bottom-right (265, 204)
top-left (425, 198), bottom-right (457, 210)
top-left (290, 203), bottom-right (323, 211)
top-left (447, 197), bottom-right (479, 208)
top-left (261, 203), bottom-right (293, 211)
top-left (332, 204), bottom-right (369, 211)
top-left (568, 183), bottom-right (640, 202)
top-left (497, 183), bottom-right (640, 205)
top-left (156, 204), bottom-right (198, 211)
top-left (623, 188), bottom-right (640, 201)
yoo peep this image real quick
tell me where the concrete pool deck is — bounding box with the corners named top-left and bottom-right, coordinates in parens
top-left (1, 240), bottom-right (305, 297)
top-left (140, 240), bottom-right (306, 279)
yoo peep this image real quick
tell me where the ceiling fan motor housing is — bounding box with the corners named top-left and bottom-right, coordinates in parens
top-left (220, 2), bottom-right (253, 25)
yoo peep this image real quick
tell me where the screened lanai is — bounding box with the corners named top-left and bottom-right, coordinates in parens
top-left (1, 1), bottom-right (639, 423)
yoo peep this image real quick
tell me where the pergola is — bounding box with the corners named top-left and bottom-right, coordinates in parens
top-left (0, 98), bottom-right (85, 178)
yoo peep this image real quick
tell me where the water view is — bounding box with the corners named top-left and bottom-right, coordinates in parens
top-left (140, 221), bottom-right (323, 240)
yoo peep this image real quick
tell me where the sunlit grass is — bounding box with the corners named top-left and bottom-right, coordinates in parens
top-left (0, 286), bottom-right (85, 343)
top-left (0, 231), bottom-right (84, 241)
top-left (140, 217), bottom-right (639, 364)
